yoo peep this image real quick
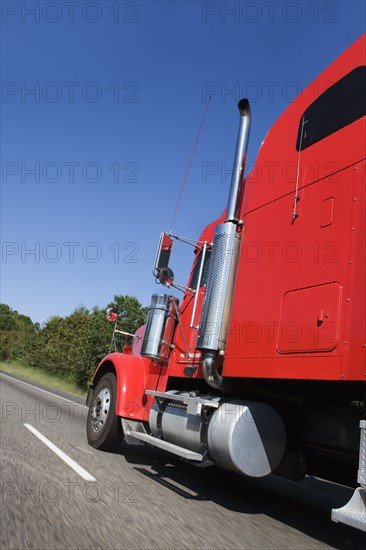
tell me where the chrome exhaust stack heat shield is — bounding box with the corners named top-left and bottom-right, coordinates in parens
top-left (197, 99), bottom-right (251, 359)
top-left (196, 223), bottom-right (240, 352)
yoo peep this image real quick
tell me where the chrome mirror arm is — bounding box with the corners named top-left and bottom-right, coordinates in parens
top-left (190, 241), bottom-right (208, 329)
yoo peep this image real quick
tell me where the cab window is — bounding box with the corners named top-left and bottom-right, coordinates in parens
top-left (296, 66), bottom-right (366, 151)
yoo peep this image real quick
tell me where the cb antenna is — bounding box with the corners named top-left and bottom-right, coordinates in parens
top-left (169, 95), bottom-right (212, 233)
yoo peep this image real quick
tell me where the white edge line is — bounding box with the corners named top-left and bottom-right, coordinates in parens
top-left (0, 371), bottom-right (87, 409)
top-left (24, 423), bottom-right (96, 482)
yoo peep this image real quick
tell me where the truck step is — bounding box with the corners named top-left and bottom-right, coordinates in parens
top-left (125, 430), bottom-right (204, 461)
top-left (332, 421), bottom-right (366, 532)
top-left (145, 389), bottom-right (220, 416)
top-left (331, 487), bottom-right (366, 532)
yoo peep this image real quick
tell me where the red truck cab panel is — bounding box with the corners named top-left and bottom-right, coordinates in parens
top-left (223, 35), bottom-right (366, 381)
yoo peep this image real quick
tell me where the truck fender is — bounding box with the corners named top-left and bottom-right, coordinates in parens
top-left (90, 353), bottom-right (161, 421)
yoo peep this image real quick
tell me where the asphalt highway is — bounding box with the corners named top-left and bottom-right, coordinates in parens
top-left (1, 371), bottom-right (365, 550)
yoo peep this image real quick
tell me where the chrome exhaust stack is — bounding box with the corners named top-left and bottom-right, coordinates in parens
top-left (225, 98), bottom-right (252, 223)
top-left (197, 99), bottom-right (251, 389)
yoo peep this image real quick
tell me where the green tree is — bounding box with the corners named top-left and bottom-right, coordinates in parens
top-left (0, 304), bottom-right (37, 361)
top-left (28, 295), bottom-right (147, 389)
top-left (108, 295), bottom-right (148, 335)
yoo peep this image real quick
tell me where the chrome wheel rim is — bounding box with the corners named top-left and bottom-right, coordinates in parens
top-left (91, 387), bottom-right (111, 432)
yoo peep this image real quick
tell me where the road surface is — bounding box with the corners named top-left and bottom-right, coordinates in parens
top-left (1, 371), bottom-right (364, 549)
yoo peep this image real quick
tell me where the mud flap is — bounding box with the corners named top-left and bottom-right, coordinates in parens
top-left (86, 386), bottom-right (94, 407)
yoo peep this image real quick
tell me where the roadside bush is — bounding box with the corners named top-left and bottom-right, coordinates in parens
top-left (13, 295), bottom-right (147, 390)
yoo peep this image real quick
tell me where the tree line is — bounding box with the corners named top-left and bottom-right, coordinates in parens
top-left (0, 296), bottom-right (147, 389)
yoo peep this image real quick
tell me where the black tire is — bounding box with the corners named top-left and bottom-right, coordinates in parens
top-left (86, 372), bottom-right (123, 451)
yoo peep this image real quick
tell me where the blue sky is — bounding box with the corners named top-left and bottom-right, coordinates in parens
top-left (1, 0), bottom-right (365, 324)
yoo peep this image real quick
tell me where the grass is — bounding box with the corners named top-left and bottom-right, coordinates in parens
top-left (0, 360), bottom-right (87, 397)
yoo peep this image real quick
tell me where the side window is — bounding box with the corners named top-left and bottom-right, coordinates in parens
top-left (190, 249), bottom-right (211, 290)
top-left (296, 66), bottom-right (366, 151)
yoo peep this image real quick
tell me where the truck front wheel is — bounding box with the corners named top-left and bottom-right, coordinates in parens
top-left (86, 372), bottom-right (123, 451)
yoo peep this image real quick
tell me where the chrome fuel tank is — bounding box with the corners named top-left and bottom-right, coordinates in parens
top-left (148, 392), bottom-right (286, 478)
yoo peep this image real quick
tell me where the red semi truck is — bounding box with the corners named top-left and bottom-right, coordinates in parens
top-left (86, 35), bottom-right (366, 531)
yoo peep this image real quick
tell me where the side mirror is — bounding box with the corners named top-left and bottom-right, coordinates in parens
top-left (153, 233), bottom-right (173, 278)
top-left (158, 267), bottom-right (174, 287)
top-left (106, 308), bottom-right (119, 322)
